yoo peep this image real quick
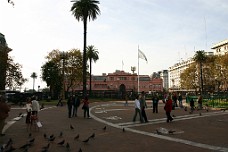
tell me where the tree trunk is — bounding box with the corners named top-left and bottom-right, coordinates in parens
top-left (83, 19), bottom-right (87, 97)
top-left (200, 62), bottom-right (203, 95)
top-left (89, 58), bottom-right (92, 96)
top-left (33, 78), bottom-right (35, 93)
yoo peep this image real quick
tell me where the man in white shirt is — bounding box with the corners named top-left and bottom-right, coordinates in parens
top-left (31, 96), bottom-right (40, 115)
top-left (133, 95), bottom-right (143, 123)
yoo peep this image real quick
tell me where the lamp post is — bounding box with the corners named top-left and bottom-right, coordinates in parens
top-left (60, 51), bottom-right (67, 100)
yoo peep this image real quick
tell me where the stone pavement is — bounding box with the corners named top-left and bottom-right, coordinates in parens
top-left (1, 101), bottom-right (228, 152)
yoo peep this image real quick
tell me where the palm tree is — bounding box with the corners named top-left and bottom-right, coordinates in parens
top-left (193, 50), bottom-right (207, 95)
top-left (30, 72), bottom-right (38, 93)
top-left (86, 45), bottom-right (99, 95)
top-left (71, 0), bottom-right (100, 97)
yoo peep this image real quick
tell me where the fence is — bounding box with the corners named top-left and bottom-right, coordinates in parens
top-left (186, 95), bottom-right (228, 108)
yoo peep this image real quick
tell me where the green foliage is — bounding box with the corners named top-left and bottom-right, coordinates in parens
top-left (5, 56), bottom-right (27, 89)
top-left (180, 51), bottom-right (228, 93)
top-left (41, 49), bottom-right (84, 99)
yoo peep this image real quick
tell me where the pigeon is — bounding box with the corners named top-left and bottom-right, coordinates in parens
top-left (29, 138), bottom-right (35, 144)
top-left (206, 109), bottom-right (209, 112)
top-left (19, 143), bottom-right (30, 149)
top-left (89, 133), bottom-right (95, 139)
top-left (74, 134), bottom-right (80, 140)
top-left (78, 148), bottom-right (82, 152)
top-left (66, 142), bottom-right (70, 151)
top-left (103, 126), bottom-right (106, 131)
top-left (48, 137), bottom-right (55, 142)
top-left (41, 143), bottom-right (50, 151)
top-left (70, 124), bottom-right (74, 130)
top-left (28, 133), bottom-right (32, 138)
top-left (59, 131), bottom-right (63, 137)
top-left (57, 140), bottom-right (65, 145)
top-left (199, 112), bottom-right (202, 116)
top-left (221, 108), bottom-right (226, 112)
top-left (168, 130), bottom-right (176, 134)
top-left (6, 138), bottom-right (13, 148)
top-left (82, 138), bottom-right (90, 144)
top-left (122, 128), bottom-right (125, 132)
top-left (41, 148), bottom-right (48, 152)
top-left (43, 133), bottom-right (47, 139)
top-left (172, 114), bottom-right (176, 117)
top-left (5, 145), bottom-right (16, 152)
top-left (18, 112), bottom-right (23, 117)
top-left (49, 134), bottom-right (54, 139)
top-left (156, 129), bottom-right (162, 135)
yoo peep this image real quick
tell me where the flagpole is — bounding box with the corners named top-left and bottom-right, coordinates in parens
top-left (138, 45), bottom-right (140, 94)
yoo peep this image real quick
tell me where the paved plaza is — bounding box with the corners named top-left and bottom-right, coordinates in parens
top-left (1, 101), bottom-right (228, 152)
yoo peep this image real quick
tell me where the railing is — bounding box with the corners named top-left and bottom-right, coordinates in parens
top-left (186, 95), bottom-right (228, 108)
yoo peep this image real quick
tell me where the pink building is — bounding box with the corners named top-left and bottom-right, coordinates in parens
top-left (79, 70), bottom-right (163, 93)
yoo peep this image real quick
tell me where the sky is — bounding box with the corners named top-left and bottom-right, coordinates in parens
top-left (1, 0), bottom-right (228, 91)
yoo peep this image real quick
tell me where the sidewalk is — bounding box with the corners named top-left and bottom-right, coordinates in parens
top-left (1, 101), bottom-right (228, 152)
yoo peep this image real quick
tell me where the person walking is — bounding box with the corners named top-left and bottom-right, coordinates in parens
top-left (31, 96), bottom-right (40, 116)
top-left (172, 92), bottom-right (178, 109)
top-left (30, 96), bottom-right (40, 127)
top-left (72, 95), bottom-right (81, 117)
top-left (82, 96), bottom-right (91, 119)
top-left (178, 93), bottom-right (183, 108)
top-left (133, 95), bottom-right (143, 123)
top-left (0, 95), bottom-right (10, 136)
top-left (124, 93), bottom-right (129, 106)
top-left (139, 91), bottom-right (148, 123)
top-left (190, 98), bottom-right (195, 113)
top-left (56, 95), bottom-right (63, 107)
top-left (25, 97), bottom-right (32, 130)
top-left (164, 95), bottom-right (173, 123)
top-left (197, 95), bottom-right (203, 110)
top-left (152, 93), bottom-right (159, 113)
top-left (67, 96), bottom-right (73, 118)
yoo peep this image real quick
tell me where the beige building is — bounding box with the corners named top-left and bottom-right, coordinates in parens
top-left (211, 39), bottom-right (228, 55)
top-left (168, 58), bottom-right (194, 90)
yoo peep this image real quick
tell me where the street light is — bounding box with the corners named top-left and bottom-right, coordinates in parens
top-left (60, 51), bottom-right (67, 100)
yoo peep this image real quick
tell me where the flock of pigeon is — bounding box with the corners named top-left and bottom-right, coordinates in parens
top-left (0, 123), bottom-right (126, 152)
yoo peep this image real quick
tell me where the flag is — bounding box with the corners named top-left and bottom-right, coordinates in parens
top-left (138, 49), bottom-right (147, 62)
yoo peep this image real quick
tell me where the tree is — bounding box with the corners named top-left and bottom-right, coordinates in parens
top-left (30, 72), bottom-right (37, 93)
top-left (6, 56), bottom-right (27, 90)
top-left (71, 0), bottom-right (100, 97)
top-left (42, 49), bottom-right (83, 99)
top-left (180, 63), bottom-right (198, 92)
top-left (41, 61), bottom-right (62, 99)
top-left (65, 49), bottom-right (83, 94)
top-left (86, 45), bottom-right (99, 95)
top-left (193, 50), bottom-right (207, 95)
top-left (0, 33), bottom-right (12, 90)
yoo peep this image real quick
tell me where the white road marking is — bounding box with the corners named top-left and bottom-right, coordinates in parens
top-left (90, 103), bottom-right (228, 152)
top-left (2, 106), bottom-right (56, 133)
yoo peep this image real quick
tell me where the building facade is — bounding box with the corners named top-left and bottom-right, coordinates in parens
top-left (211, 39), bottom-right (228, 55)
top-left (159, 70), bottom-right (169, 91)
top-left (73, 70), bottom-right (163, 93)
top-left (168, 58), bottom-right (194, 90)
